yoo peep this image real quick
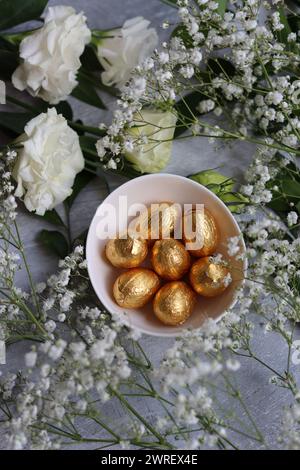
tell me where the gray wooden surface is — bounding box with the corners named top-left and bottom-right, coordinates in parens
top-left (1, 0), bottom-right (299, 450)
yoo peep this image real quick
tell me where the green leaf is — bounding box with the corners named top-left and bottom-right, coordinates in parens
top-left (160, 0), bottom-right (178, 7)
top-left (189, 169), bottom-right (235, 194)
top-left (0, 104), bottom-right (73, 137)
top-left (267, 178), bottom-right (300, 213)
top-left (174, 91), bottom-right (206, 137)
top-left (54, 102), bottom-right (73, 121)
top-left (171, 24), bottom-right (193, 48)
top-left (80, 134), bottom-right (98, 150)
top-left (0, 42), bottom-right (19, 79)
top-left (0, 50), bottom-right (19, 79)
top-left (35, 209), bottom-right (65, 227)
top-left (79, 134), bottom-right (99, 164)
top-left (220, 192), bottom-right (249, 213)
top-left (80, 45), bottom-right (103, 72)
top-left (207, 58), bottom-right (235, 78)
top-left (38, 230), bottom-right (69, 258)
top-left (266, 154), bottom-right (300, 217)
top-left (281, 179), bottom-right (300, 198)
top-left (66, 170), bottom-right (94, 207)
top-left (72, 229), bottom-right (88, 248)
top-left (267, 196), bottom-right (289, 213)
top-left (287, 14), bottom-right (300, 35)
top-left (79, 69), bottom-right (118, 98)
top-left (0, 111), bottom-right (34, 135)
top-left (276, 6), bottom-right (292, 44)
top-left (189, 169), bottom-right (247, 212)
top-left (71, 74), bottom-right (106, 109)
top-left (0, 0), bottom-right (47, 30)
top-left (217, 0), bottom-right (228, 16)
top-left (31, 100), bottom-right (73, 121)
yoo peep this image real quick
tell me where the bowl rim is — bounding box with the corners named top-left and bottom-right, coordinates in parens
top-left (86, 173), bottom-right (247, 337)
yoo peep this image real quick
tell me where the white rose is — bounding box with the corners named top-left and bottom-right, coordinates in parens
top-left (96, 16), bottom-right (158, 88)
top-left (125, 109), bottom-right (177, 173)
top-left (13, 108), bottom-right (84, 215)
top-left (12, 6), bottom-right (91, 104)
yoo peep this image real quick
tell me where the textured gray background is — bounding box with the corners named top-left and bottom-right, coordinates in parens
top-left (1, 0), bottom-right (299, 450)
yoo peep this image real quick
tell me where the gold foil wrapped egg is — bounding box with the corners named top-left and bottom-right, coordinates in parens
top-left (128, 201), bottom-right (180, 241)
top-left (189, 256), bottom-right (232, 297)
top-left (113, 268), bottom-right (160, 309)
top-left (151, 239), bottom-right (191, 280)
top-left (183, 208), bottom-right (218, 257)
top-left (153, 281), bottom-right (196, 326)
top-left (105, 236), bottom-right (148, 268)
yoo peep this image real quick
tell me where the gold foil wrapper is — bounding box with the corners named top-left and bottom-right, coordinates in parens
top-left (183, 208), bottom-right (218, 257)
top-left (105, 236), bottom-right (148, 268)
top-left (113, 268), bottom-right (160, 308)
top-left (189, 256), bottom-right (231, 297)
top-left (129, 201), bottom-right (180, 241)
top-left (153, 281), bottom-right (196, 326)
top-left (151, 239), bottom-right (191, 280)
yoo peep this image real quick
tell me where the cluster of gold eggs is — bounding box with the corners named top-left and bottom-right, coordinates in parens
top-left (105, 202), bottom-right (232, 326)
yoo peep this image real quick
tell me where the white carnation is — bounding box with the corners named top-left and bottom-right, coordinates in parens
top-left (13, 108), bottom-right (84, 215)
top-left (12, 6), bottom-right (91, 104)
top-left (96, 16), bottom-right (158, 88)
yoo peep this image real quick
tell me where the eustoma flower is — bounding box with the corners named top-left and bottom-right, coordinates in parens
top-left (13, 108), bottom-right (84, 215)
top-left (125, 109), bottom-right (177, 173)
top-left (12, 6), bottom-right (91, 104)
top-left (96, 17), bottom-right (158, 88)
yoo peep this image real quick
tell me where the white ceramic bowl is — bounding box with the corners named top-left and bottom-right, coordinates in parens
top-left (86, 174), bottom-right (246, 337)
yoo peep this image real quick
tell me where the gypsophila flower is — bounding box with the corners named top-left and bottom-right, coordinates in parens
top-left (25, 351), bottom-right (37, 368)
top-left (287, 211), bottom-right (298, 227)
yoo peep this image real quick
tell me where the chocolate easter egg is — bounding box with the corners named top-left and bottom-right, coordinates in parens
top-left (105, 236), bottom-right (148, 268)
top-left (183, 208), bottom-right (218, 257)
top-left (129, 201), bottom-right (180, 241)
top-left (153, 281), bottom-right (196, 325)
top-left (151, 239), bottom-right (190, 280)
top-left (189, 256), bottom-right (232, 297)
top-left (113, 268), bottom-right (160, 308)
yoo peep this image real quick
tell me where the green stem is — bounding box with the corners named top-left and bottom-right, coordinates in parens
top-left (15, 299), bottom-right (48, 337)
top-left (14, 221), bottom-right (41, 317)
top-left (64, 203), bottom-right (72, 249)
top-left (222, 373), bottom-right (265, 445)
top-left (6, 95), bottom-right (40, 114)
top-left (88, 416), bottom-right (120, 440)
top-left (68, 121), bottom-right (105, 137)
top-left (111, 387), bottom-right (173, 448)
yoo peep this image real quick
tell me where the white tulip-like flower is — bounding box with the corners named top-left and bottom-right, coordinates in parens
top-left (96, 16), bottom-right (158, 89)
top-left (125, 109), bottom-right (177, 173)
top-left (12, 6), bottom-right (91, 104)
top-left (13, 108), bottom-right (85, 215)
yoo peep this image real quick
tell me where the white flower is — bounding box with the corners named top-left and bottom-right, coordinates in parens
top-left (12, 6), bottom-right (91, 104)
top-left (265, 91), bottom-right (283, 106)
top-left (225, 359), bottom-right (240, 371)
top-left (287, 211), bottom-right (298, 227)
top-left (227, 236), bottom-right (241, 257)
top-left (197, 99), bottom-right (215, 113)
top-left (125, 109), bottom-right (177, 173)
top-left (45, 320), bottom-right (56, 333)
top-left (60, 291), bottom-right (75, 311)
top-left (13, 108), bottom-right (84, 215)
top-left (96, 17), bottom-right (158, 88)
top-left (25, 351), bottom-right (37, 368)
